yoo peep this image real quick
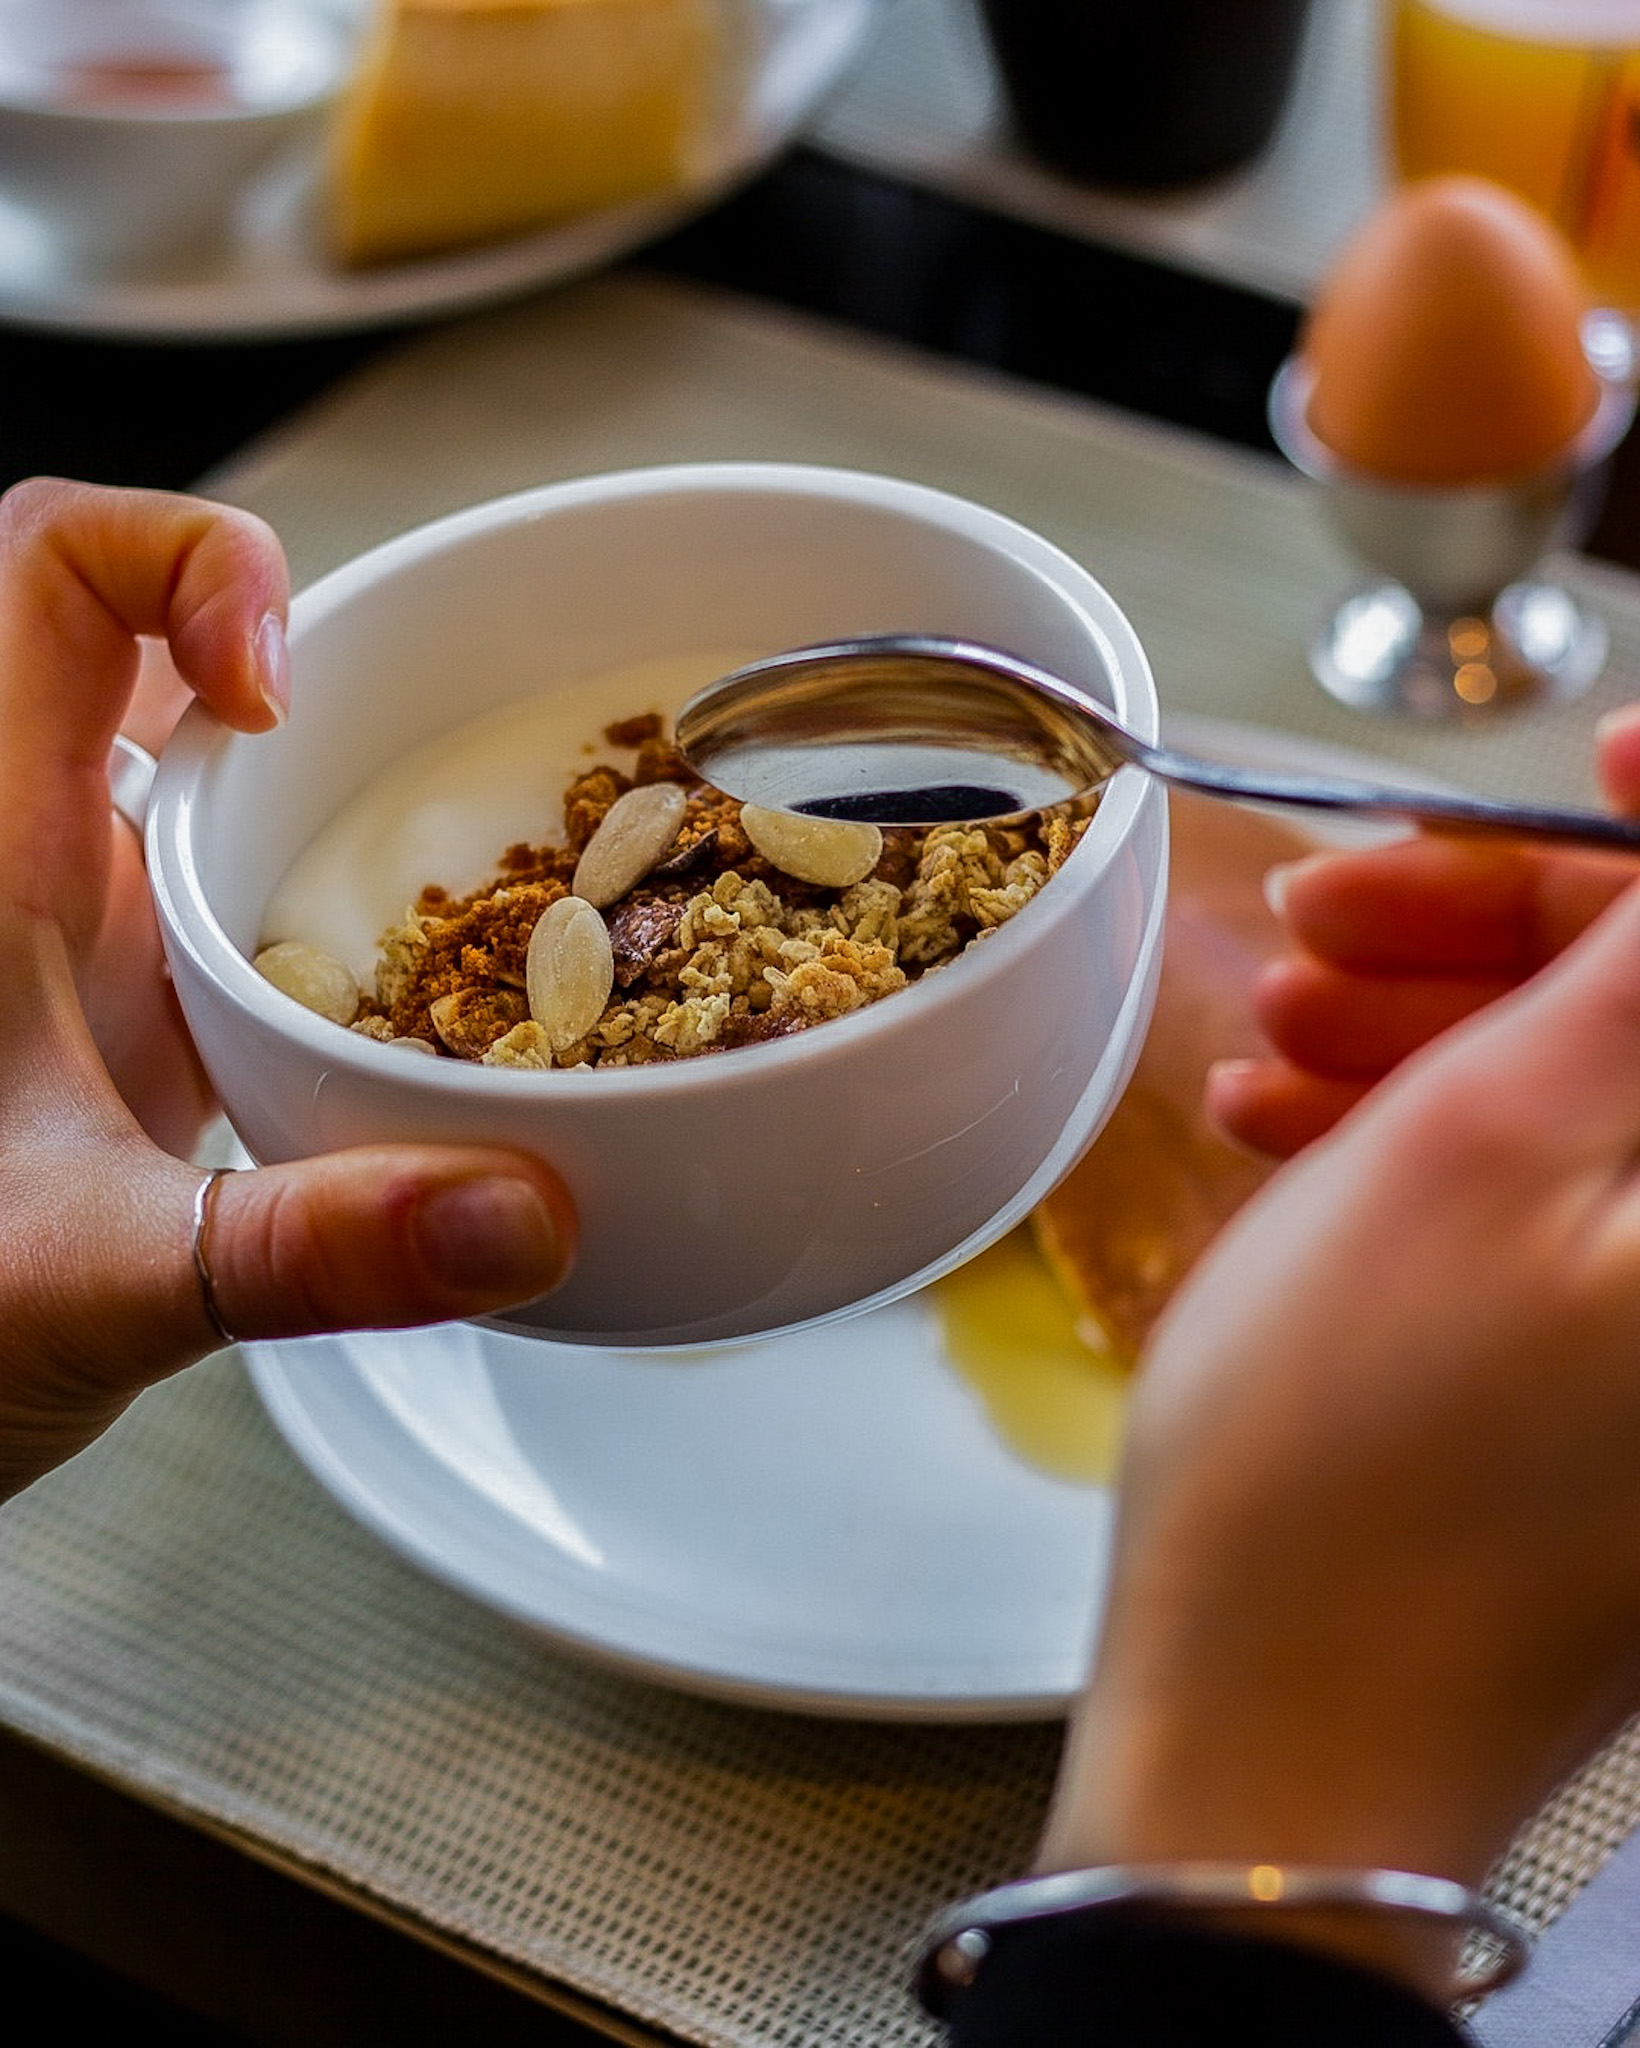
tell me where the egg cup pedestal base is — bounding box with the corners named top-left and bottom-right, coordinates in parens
top-left (1308, 577), bottom-right (1610, 720)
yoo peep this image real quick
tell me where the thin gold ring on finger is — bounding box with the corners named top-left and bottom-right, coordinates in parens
top-left (192, 1166), bottom-right (237, 1349)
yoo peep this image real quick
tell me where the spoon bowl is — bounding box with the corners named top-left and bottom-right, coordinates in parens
top-left (677, 634), bottom-right (1640, 852)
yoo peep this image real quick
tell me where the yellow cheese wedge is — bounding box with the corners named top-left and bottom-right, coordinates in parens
top-left (329, 0), bottom-right (716, 267)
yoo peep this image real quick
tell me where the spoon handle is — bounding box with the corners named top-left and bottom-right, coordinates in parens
top-left (1140, 745), bottom-right (1640, 855)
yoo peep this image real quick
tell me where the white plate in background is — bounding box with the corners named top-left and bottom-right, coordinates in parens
top-left (0, 0), bottom-right (879, 339)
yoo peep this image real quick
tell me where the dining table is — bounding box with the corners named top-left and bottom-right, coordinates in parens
top-left (7, 2), bottom-right (1640, 2042)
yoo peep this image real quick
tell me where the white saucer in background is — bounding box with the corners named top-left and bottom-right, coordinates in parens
top-left (0, 0), bottom-right (880, 339)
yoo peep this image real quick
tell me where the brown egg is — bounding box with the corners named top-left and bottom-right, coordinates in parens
top-left (1301, 176), bottom-right (1600, 487)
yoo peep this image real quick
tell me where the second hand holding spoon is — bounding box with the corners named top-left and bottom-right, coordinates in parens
top-left (675, 635), bottom-right (1640, 852)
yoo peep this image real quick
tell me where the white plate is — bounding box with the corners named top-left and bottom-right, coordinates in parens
top-left (244, 719), bottom-right (1437, 1720)
top-left (247, 1300), bottom-right (1118, 1720)
top-left (0, 0), bottom-right (878, 340)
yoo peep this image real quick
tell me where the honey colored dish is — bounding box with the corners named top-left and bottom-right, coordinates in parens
top-left (1031, 789), bottom-right (1308, 1366)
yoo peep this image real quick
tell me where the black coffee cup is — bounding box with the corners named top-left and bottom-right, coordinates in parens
top-left (978, 0), bottom-right (1316, 188)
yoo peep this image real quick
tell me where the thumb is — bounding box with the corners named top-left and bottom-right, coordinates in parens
top-left (198, 1146), bottom-right (577, 1343)
top-left (1409, 872), bottom-right (1640, 1167)
top-left (0, 1138), bottom-right (576, 1503)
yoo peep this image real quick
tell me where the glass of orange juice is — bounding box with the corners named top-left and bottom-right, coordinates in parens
top-left (1390, 1), bottom-right (1640, 313)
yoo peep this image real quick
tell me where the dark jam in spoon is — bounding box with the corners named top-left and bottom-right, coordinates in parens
top-left (796, 784), bottom-right (1026, 825)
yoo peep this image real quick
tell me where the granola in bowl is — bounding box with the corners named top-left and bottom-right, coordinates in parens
top-left (257, 712), bottom-right (1092, 1069)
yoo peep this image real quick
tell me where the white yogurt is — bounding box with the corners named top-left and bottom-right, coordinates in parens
top-left (261, 649), bottom-right (748, 982)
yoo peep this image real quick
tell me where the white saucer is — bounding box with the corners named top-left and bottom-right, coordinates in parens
top-left (246, 1297), bottom-right (1116, 1721)
top-left (244, 718), bottom-right (1439, 1720)
top-left (0, 0), bottom-right (879, 340)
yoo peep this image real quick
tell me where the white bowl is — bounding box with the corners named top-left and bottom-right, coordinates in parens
top-left (147, 462), bottom-right (1169, 1348)
top-left (0, 0), bottom-right (354, 273)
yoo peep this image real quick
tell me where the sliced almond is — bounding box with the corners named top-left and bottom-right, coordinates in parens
top-left (572, 782), bottom-right (689, 909)
top-left (740, 805), bottom-right (882, 888)
top-left (254, 940), bottom-right (361, 1025)
top-left (527, 896), bottom-right (615, 1050)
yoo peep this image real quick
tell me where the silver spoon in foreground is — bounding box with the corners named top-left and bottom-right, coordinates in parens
top-left (675, 634), bottom-right (1640, 850)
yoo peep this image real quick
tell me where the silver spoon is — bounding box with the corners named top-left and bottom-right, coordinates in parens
top-left (675, 634), bottom-right (1640, 850)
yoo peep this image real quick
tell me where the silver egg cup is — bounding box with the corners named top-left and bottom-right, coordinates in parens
top-left (1267, 330), bottom-right (1637, 719)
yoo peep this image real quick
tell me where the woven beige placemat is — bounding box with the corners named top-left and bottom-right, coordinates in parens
top-left (0, 1356), bottom-right (1055, 2046)
top-left (809, 0), bottom-right (1385, 300)
top-left (208, 270), bottom-right (1639, 810)
top-left (2, 275), bottom-right (1638, 2044)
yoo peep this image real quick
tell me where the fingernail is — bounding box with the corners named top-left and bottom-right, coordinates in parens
top-left (1203, 1060), bottom-right (1277, 1159)
top-left (1262, 853), bottom-right (1326, 920)
top-left (1262, 860), bottom-right (1299, 918)
top-left (253, 611), bottom-right (290, 726)
top-left (414, 1176), bottom-right (568, 1300)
